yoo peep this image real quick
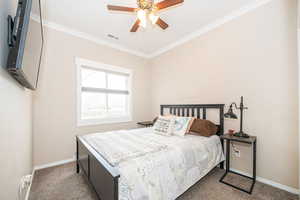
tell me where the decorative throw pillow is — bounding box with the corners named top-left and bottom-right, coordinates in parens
top-left (173, 117), bottom-right (194, 137)
top-left (188, 119), bottom-right (218, 137)
top-left (153, 116), bottom-right (175, 136)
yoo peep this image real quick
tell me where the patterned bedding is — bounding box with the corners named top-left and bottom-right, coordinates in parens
top-left (83, 128), bottom-right (168, 166)
top-left (83, 128), bottom-right (224, 200)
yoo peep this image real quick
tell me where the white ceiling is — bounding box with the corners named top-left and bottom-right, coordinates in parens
top-left (34, 0), bottom-right (268, 57)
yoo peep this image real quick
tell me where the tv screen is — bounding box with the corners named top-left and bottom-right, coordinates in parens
top-left (6, 0), bottom-right (43, 90)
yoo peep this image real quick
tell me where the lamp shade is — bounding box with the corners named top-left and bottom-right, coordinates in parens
top-left (224, 107), bottom-right (238, 119)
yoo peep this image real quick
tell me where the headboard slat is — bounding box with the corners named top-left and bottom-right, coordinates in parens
top-left (197, 108), bottom-right (200, 118)
top-left (160, 104), bottom-right (225, 136)
top-left (203, 108), bottom-right (207, 119)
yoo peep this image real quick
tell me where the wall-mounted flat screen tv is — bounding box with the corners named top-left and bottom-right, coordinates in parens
top-left (6, 0), bottom-right (43, 90)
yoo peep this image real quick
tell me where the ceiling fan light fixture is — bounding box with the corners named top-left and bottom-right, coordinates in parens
top-left (149, 13), bottom-right (159, 24)
top-left (139, 20), bottom-right (147, 28)
top-left (137, 9), bottom-right (147, 28)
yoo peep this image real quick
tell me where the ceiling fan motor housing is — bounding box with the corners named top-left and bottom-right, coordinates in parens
top-left (137, 0), bottom-right (154, 9)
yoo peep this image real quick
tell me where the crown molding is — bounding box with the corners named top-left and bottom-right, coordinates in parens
top-left (148, 0), bottom-right (273, 58)
top-left (31, 14), bottom-right (151, 58)
top-left (31, 0), bottom-right (273, 59)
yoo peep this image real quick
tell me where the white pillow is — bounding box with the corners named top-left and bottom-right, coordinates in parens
top-left (173, 116), bottom-right (194, 137)
top-left (153, 116), bottom-right (175, 136)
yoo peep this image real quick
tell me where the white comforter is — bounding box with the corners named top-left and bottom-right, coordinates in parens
top-left (83, 128), bottom-right (224, 200)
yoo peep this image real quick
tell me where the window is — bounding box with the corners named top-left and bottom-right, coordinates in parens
top-left (76, 58), bottom-right (132, 126)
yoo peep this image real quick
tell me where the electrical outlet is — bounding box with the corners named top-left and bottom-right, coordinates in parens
top-left (234, 150), bottom-right (241, 157)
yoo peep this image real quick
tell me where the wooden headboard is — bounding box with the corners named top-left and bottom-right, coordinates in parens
top-left (160, 104), bottom-right (225, 136)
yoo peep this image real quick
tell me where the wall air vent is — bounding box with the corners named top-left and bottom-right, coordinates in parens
top-left (107, 34), bottom-right (119, 40)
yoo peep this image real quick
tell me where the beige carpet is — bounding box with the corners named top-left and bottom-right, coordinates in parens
top-left (29, 162), bottom-right (298, 200)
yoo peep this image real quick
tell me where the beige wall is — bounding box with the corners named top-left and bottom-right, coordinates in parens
top-left (33, 26), bottom-right (152, 166)
top-left (298, 0), bottom-right (300, 192)
top-left (0, 0), bottom-right (33, 199)
top-left (150, 0), bottom-right (298, 189)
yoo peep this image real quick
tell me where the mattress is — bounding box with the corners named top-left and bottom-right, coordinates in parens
top-left (83, 127), bottom-right (224, 200)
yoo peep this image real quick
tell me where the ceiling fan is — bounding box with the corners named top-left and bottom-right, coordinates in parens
top-left (107, 0), bottom-right (184, 32)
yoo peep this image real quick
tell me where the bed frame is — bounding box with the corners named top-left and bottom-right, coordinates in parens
top-left (76, 104), bottom-right (225, 200)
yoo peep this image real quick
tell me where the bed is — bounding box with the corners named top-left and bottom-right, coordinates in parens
top-left (76, 104), bottom-right (225, 200)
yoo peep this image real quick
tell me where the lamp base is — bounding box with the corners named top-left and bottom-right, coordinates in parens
top-left (233, 131), bottom-right (249, 138)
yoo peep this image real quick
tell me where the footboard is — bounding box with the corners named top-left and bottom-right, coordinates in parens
top-left (76, 136), bottom-right (120, 200)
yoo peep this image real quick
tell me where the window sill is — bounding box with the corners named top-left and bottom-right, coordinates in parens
top-left (77, 116), bottom-right (132, 127)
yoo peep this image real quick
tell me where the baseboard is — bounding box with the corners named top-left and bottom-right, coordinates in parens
top-left (230, 168), bottom-right (299, 195)
top-left (32, 158), bottom-right (299, 195)
top-left (24, 169), bottom-right (35, 200)
top-left (34, 157), bottom-right (76, 171)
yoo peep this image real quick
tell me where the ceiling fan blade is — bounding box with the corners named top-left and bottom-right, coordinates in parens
top-left (130, 19), bottom-right (141, 32)
top-left (156, 18), bottom-right (169, 30)
top-left (107, 5), bottom-right (136, 12)
top-left (155, 0), bottom-right (184, 10)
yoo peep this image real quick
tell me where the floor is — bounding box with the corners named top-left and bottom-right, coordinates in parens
top-left (29, 162), bottom-right (298, 200)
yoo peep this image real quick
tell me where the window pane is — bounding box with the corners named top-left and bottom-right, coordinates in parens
top-left (108, 94), bottom-right (128, 116)
top-left (81, 68), bottom-right (106, 88)
top-left (107, 74), bottom-right (128, 90)
top-left (81, 92), bottom-right (106, 119)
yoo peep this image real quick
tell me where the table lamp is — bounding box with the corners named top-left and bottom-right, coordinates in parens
top-left (224, 96), bottom-right (249, 138)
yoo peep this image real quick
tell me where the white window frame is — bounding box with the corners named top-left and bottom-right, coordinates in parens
top-left (76, 57), bottom-right (133, 126)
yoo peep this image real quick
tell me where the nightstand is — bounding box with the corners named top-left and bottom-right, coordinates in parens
top-left (219, 134), bottom-right (257, 194)
top-left (137, 121), bottom-right (154, 127)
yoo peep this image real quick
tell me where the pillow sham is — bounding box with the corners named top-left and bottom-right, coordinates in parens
top-left (173, 116), bottom-right (194, 137)
top-left (188, 119), bottom-right (218, 137)
top-left (153, 116), bottom-right (175, 136)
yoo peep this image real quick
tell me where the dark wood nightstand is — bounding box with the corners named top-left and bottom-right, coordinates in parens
top-left (219, 134), bottom-right (257, 194)
top-left (137, 121), bottom-right (154, 127)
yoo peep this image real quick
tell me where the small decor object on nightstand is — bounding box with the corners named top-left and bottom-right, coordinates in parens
top-left (219, 134), bottom-right (257, 194)
top-left (224, 96), bottom-right (249, 138)
top-left (228, 129), bottom-right (235, 135)
top-left (137, 121), bottom-right (154, 127)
